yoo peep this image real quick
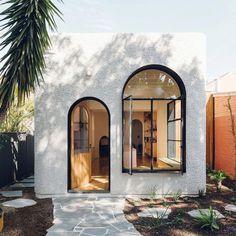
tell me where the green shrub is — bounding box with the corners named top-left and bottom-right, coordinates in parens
top-left (148, 185), bottom-right (157, 202)
top-left (171, 190), bottom-right (182, 203)
top-left (195, 206), bottom-right (220, 231)
top-left (208, 170), bottom-right (226, 191)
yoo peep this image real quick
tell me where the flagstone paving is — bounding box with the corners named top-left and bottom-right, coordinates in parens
top-left (137, 207), bottom-right (171, 219)
top-left (10, 176), bottom-right (35, 188)
top-left (2, 198), bottom-right (37, 208)
top-left (47, 197), bottom-right (140, 236)
top-left (225, 204), bottom-right (236, 213)
top-left (187, 209), bottom-right (225, 219)
top-left (0, 190), bottom-right (23, 197)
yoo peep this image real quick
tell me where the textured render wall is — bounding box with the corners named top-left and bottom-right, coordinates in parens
top-left (35, 33), bottom-right (206, 196)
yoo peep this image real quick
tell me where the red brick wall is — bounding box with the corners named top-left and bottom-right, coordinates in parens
top-left (214, 96), bottom-right (236, 179)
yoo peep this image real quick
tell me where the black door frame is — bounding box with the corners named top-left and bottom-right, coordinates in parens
top-left (67, 97), bottom-right (111, 193)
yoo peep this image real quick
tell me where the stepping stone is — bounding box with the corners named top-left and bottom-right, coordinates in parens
top-left (137, 207), bottom-right (171, 219)
top-left (187, 209), bottom-right (225, 219)
top-left (20, 178), bottom-right (34, 183)
top-left (47, 232), bottom-right (80, 236)
top-left (48, 218), bottom-right (80, 232)
top-left (225, 204), bottom-right (236, 213)
top-left (2, 198), bottom-right (36, 208)
top-left (0, 190), bottom-right (22, 197)
top-left (10, 182), bottom-right (34, 188)
top-left (27, 176), bottom-right (34, 179)
top-left (53, 208), bottom-right (92, 219)
top-left (77, 227), bottom-right (108, 235)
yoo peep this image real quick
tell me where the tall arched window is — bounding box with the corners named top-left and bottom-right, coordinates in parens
top-left (122, 65), bottom-right (186, 174)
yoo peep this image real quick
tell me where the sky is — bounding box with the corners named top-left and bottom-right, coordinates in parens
top-left (1, 0), bottom-right (236, 81)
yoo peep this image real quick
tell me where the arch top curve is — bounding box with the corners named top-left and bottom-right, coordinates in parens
top-left (123, 64), bottom-right (186, 99)
top-left (68, 96), bottom-right (110, 118)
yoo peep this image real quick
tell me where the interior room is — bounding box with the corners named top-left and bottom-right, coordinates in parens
top-left (123, 69), bottom-right (182, 171)
top-left (70, 99), bottom-right (109, 192)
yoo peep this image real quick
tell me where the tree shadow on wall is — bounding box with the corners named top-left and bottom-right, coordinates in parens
top-left (36, 33), bottom-right (205, 194)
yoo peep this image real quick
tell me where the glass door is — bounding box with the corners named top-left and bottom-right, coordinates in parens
top-left (167, 100), bottom-right (182, 163)
top-left (123, 96), bottom-right (133, 175)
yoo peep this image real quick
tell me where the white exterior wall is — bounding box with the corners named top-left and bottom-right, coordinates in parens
top-left (35, 33), bottom-right (206, 197)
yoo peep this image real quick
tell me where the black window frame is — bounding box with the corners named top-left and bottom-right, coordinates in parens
top-left (122, 64), bottom-right (186, 174)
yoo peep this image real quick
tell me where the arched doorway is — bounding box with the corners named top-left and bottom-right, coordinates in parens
top-left (132, 119), bottom-right (143, 155)
top-left (68, 97), bottom-right (110, 192)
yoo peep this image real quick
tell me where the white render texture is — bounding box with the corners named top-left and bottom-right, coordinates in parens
top-left (35, 33), bottom-right (206, 196)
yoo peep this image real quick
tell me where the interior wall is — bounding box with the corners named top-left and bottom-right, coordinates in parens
top-left (93, 111), bottom-right (108, 158)
top-left (132, 112), bottom-right (144, 155)
top-left (154, 101), bottom-right (168, 158)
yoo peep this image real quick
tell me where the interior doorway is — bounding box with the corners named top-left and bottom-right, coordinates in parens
top-left (68, 98), bottom-right (110, 192)
top-left (132, 119), bottom-right (143, 155)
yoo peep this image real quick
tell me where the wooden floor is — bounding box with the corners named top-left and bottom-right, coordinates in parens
top-left (136, 155), bottom-right (180, 170)
top-left (74, 157), bottom-right (109, 191)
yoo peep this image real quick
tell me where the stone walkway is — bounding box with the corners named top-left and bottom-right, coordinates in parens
top-left (47, 197), bottom-right (140, 236)
top-left (10, 175), bottom-right (34, 188)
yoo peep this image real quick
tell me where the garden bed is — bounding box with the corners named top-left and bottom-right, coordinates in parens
top-left (124, 177), bottom-right (236, 236)
top-left (0, 187), bottom-right (53, 236)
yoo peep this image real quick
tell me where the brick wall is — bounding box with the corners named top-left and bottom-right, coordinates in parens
top-left (214, 95), bottom-right (236, 179)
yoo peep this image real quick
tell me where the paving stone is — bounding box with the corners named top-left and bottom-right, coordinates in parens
top-left (48, 197), bottom-right (140, 236)
top-left (106, 231), bottom-right (140, 236)
top-left (0, 190), bottom-right (22, 197)
top-left (27, 175), bottom-right (34, 179)
top-left (63, 202), bottom-right (94, 209)
top-left (54, 198), bottom-right (93, 208)
top-left (47, 232), bottom-right (80, 236)
top-left (20, 178), bottom-right (34, 183)
top-left (137, 207), bottom-right (171, 219)
top-left (225, 204), bottom-right (236, 212)
top-left (79, 227), bottom-right (108, 235)
top-left (10, 182), bottom-right (34, 188)
top-left (187, 209), bottom-right (225, 219)
top-left (108, 221), bottom-right (135, 231)
top-left (53, 208), bottom-right (92, 219)
top-left (2, 198), bottom-right (36, 208)
top-left (77, 218), bottom-right (110, 228)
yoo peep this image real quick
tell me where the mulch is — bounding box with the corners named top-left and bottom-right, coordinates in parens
top-left (0, 188), bottom-right (53, 236)
top-left (124, 177), bottom-right (236, 236)
top-left (0, 177), bottom-right (235, 236)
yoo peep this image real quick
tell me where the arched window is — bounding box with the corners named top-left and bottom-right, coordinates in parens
top-left (122, 65), bottom-right (186, 174)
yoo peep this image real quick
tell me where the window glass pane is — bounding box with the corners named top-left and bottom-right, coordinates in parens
top-left (73, 106), bottom-right (89, 153)
top-left (175, 100), bottom-right (181, 119)
top-left (168, 102), bottom-right (175, 120)
top-left (133, 100), bottom-right (151, 170)
top-left (123, 100), bottom-right (152, 170)
top-left (123, 69), bottom-right (181, 99)
top-left (168, 141), bottom-right (181, 162)
top-left (123, 100), bottom-right (132, 169)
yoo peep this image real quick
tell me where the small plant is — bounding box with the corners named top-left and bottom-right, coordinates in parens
top-left (198, 189), bottom-right (205, 198)
top-left (154, 205), bottom-right (170, 227)
top-left (208, 170), bottom-right (226, 191)
top-left (148, 185), bottom-right (157, 202)
top-left (206, 165), bottom-right (212, 175)
top-left (171, 190), bottom-right (182, 203)
top-left (161, 190), bottom-right (171, 206)
top-left (195, 206), bottom-right (220, 231)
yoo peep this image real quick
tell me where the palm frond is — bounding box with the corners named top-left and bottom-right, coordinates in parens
top-left (0, 0), bottom-right (63, 106)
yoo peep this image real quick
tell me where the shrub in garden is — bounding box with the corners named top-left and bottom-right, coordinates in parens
top-left (194, 206), bottom-right (220, 231)
top-left (208, 170), bottom-right (226, 191)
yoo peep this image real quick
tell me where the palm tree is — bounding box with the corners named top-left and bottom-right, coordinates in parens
top-left (0, 0), bottom-right (62, 122)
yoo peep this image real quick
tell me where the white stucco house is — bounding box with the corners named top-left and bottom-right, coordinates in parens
top-left (35, 33), bottom-right (206, 197)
